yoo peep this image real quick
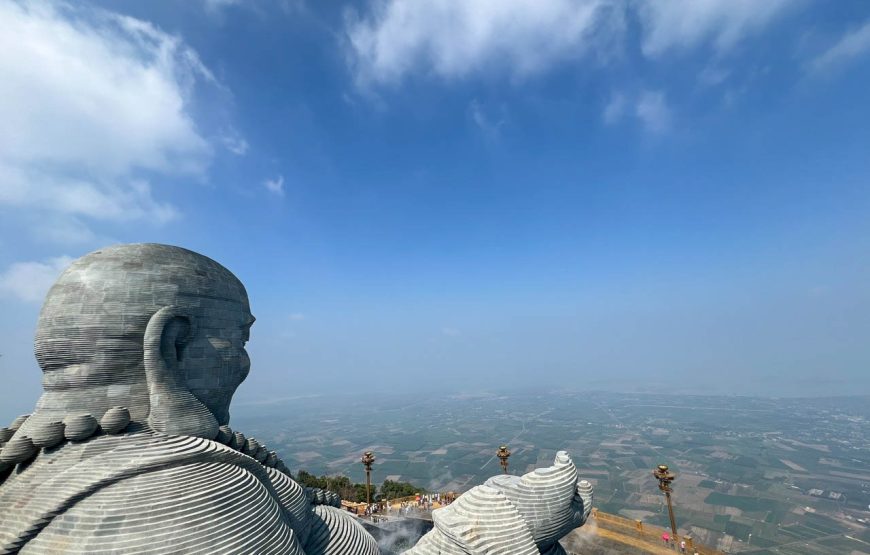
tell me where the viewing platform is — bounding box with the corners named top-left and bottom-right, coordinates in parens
top-left (563, 509), bottom-right (725, 554)
top-left (357, 495), bottom-right (724, 554)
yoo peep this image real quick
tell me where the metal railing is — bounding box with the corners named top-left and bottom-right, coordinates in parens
top-left (590, 509), bottom-right (725, 554)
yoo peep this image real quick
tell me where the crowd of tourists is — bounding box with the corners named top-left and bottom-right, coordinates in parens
top-left (359, 492), bottom-right (456, 517)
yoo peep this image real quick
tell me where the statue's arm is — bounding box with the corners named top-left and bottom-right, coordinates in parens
top-left (21, 462), bottom-right (306, 554)
top-left (262, 469), bottom-right (380, 554)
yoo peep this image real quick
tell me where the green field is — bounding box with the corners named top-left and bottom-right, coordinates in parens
top-left (704, 492), bottom-right (780, 512)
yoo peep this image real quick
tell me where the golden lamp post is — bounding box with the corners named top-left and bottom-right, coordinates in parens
top-left (496, 445), bottom-right (511, 474)
top-left (361, 451), bottom-right (376, 505)
top-left (653, 464), bottom-right (678, 539)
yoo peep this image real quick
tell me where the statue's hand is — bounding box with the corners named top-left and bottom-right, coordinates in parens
top-left (571, 479), bottom-right (594, 528)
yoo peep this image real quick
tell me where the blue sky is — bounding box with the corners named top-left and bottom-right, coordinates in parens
top-left (1, 0), bottom-right (870, 419)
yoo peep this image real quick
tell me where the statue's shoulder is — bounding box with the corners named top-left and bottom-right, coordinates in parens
top-left (25, 453), bottom-right (306, 554)
top-left (1, 433), bottom-right (306, 554)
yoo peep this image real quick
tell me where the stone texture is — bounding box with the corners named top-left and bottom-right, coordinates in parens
top-left (0, 429), bottom-right (13, 444)
top-left (245, 437), bottom-right (262, 457)
top-left (99, 406), bottom-right (131, 434)
top-left (231, 431), bottom-right (247, 451)
top-left (307, 505), bottom-right (380, 555)
top-left (8, 416), bottom-right (29, 432)
top-left (266, 451), bottom-right (279, 467)
top-left (0, 437), bottom-right (37, 465)
top-left (62, 414), bottom-right (98, 441)
top-left (29, 421), bottom-right (65, 448)
top-left (406, 451), bottom-right (593, 555)
top-left (216, 424), bottom-right (233, 444)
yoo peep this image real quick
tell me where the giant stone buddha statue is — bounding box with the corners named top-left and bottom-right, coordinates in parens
top-left (0, 243), bottom-right (594, 554)
top-left (0, 244), bottom-right (378, 554)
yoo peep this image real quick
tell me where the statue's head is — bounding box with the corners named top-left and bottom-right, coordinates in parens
top-left (24, 244), bottom-right (254, 439)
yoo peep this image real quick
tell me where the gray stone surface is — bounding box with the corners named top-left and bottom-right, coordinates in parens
top-left (405, 451), bottom-right (593, 555)
top-left (0, 244), bottom-right (379, 554)
top-left (99, 406), bottom-right (131, 434)
top-left (28, 421), bottom-right (64, 448)
top-left (62, 414), bottom-right (98, 441)
top-left (307, 505), bottom-right (380, 555)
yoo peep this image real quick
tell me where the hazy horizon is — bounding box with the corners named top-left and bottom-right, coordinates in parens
top-left (3, 373), bottom-right (869, 426)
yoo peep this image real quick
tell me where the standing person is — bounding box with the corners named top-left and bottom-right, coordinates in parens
top-left (680, 539), bottom-right (686, 553)
top-left (662, 532), bottom-right (670, 545)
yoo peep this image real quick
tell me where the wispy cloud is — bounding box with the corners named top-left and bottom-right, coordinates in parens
top-left (345, 0), bottom-right (624, 86)
top-left (0, 170), bottom-right (178, 224)
top-left (220, 129), bottom-right (250, 155)
top-left (635, 91), bottom-right (671, 133)
top-left (638, 0), bottom-right (795, 57)
top-left (264, 175), bottom-right (285, 196)
top-left (345, 0), bottom-right (798, 89)
top-left (698, 66), bottom-right (731, 87)
top-left (0, 256), bottom-right (73, 303)
top-left (0, 1), bottom-right (217, 242)
top-left (468, 100), bottom-right (506, 141)
top-left (809, 20), bottom-right (870, 73)
top-left (289, 312), bottom-right (306, 321)
top-left (603, 90), bottom-right (671, 133)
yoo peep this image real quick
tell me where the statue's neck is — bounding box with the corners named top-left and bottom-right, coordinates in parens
top-left (22, 383), bottom-right (151, 434)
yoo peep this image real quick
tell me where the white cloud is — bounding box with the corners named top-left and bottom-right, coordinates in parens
top-left (345, 0), bottom-right (624, 86)
top-left (634, 90), bottom-right (671, 133)
top-left (468, 100), bottom-right (506, 141)
top-left (638, 0), bottom-right (795, 57)
top-left (202, 0), bottom-right (307, 18)
top-left (264, 175), bottom-right (285, 196)
top-left (0, 256), bottom-right (74, 303)
top-left (0, 166), bottom-right (177, 223)
top-left (441, 327), bottom-right (461, 337)
top-left (220, 129), bottom-right (250, 155)
top-left (0, 1), bottom-right (216, 241)
top-left (289, 312), bottom-right (306, 321)
top-left (809, 20), bottom-right (870, 73)
top-left (603, 90), bottom-right (670, 133)
top-left (345, 0), bottom-right (798, 88)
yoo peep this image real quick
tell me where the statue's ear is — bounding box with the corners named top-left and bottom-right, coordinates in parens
top-left (156, 311), bottom-right (196, 365)
top-left (144, 306), bottom-right (218, 439)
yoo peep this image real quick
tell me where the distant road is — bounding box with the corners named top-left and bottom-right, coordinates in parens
top-left (479, 408), bottom-right (552, 471)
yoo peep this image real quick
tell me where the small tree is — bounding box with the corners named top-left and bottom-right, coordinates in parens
top-left (381, 479), bottom-right (427, 499)
top-left (295, 469), bottom-right (379, 502)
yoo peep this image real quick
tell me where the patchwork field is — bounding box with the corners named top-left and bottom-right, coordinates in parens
top-left (234, 391), bottom-right (870, 554)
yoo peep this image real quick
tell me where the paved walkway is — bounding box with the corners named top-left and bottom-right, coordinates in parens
top-left (593, 527), bottom-right (685, 554)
